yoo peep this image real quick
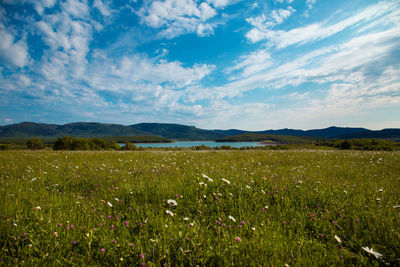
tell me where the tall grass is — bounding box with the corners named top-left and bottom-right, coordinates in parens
top-left (0, 150), bottom-right (399, 265)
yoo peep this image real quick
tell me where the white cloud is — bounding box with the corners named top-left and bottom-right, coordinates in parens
top-left (247, 7), bottom-right (294, 30)
top-left (109, 55), bottom-right (214, 88)
top-left (306, 0), bottom-right (316, 10)
top-left (62, 0), bottom-right (89, 19)
top-left (225, 49), bottom-right (272, 78)
top-left (207, 0), bottom-right (238, 8)
top-left (138, 0), bottom-right (221, 38)
top-left (246, 1), bottom-right (396, 46)
top-left (0, 23), bottom-right (29, 68)
top-left (93, 0), bottom-right (113, 17)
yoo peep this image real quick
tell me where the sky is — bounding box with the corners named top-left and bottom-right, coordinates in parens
top-left (0, 0), bottom-right (399, 130)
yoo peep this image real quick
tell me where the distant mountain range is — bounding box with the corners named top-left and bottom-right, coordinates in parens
top-left (0, 122), bottom-right (399, 141)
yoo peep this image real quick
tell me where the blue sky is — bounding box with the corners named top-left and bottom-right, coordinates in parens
top-left (0, 0), bottom-right (399, 130)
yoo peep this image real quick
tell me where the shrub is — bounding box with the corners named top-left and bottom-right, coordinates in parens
top-left (26, 138), bottom-right (45, 150)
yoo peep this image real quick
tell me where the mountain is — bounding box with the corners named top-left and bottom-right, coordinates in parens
top-left (337, 128), bottom-right (400, 141)
top-left (0, 122), bottom-right (399, 141)
top-left (0, 122), bottom-right (151, 139)
top-left (0, 122), bottom-right (227, 140)
top-left (258, 126), bottom-right (371, 138)
top-left (130, 123), bottom-right (226, 141)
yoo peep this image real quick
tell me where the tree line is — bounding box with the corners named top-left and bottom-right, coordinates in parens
top-left (0, 137), bottom-right (141, 151)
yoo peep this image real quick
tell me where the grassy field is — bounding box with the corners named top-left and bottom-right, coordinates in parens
top-left (0, 150), bottom-right (399, 266)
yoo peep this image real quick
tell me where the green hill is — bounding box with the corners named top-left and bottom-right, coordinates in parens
top-left (215, 133), bottom-right (321, 144)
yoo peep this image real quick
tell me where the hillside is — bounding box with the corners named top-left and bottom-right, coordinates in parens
top-left (129, 123), bottom-right (227, 141)
top-left (0, 122), bottom-right (151, 138)
top-left (215, 133), bottom-right (320, 144)
top-left (0, 122), bottom-right (399, 142)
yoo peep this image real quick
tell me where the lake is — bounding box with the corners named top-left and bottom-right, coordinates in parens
top-left (134, 141), bottom-right (265, 148)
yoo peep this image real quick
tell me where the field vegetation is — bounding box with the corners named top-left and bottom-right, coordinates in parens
top-left (0, 150), bottom-right (399, 265)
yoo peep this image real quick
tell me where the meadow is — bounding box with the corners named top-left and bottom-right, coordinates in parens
top-left (0, 150), bottom-right (399, 266)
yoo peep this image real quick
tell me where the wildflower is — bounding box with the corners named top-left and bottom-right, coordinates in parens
top-left (100, 248), bottom-right (105, 253)
top-left (252, 227), bottom-right (256, 231)
top-left (72, 240), bottom-right (77, 245)
top-left (52, 232), bottom-right (58, 237)
top-left (107, 202), bottom-right (113, 207)
top-left (228, 215), bottom-right (236, 222)
top-left (114, 198), bottom-right (119, 201)
top-left (355, 219), bottom-right (360, 223)
top-left (165, 210), bottom-right (174, 217)
top-left (110, 224), bottom-right (114, 230)
top-left (202, 173), bottom-right (213, 182)
top-left (241, 220), bottom-right (245, 225)
top-left (124, 221), bottom-right (129, 226)
top-left (362, 247), bottom-right (383, 259)
top-left (236, 237), bottom-right (242, 242)
top-left (222, 178), bottom-right (231, 184)
top-left (175, 194), bottom-right (179, 198)
top-left (319, 233), bottom-right (323, 237)
top-left (183, 217), bottom-right (190, 221)
top-left (35, 206), bottom-right (41, 210)
top-left (130, 243), bottom-right (134, 247)
top-left (70, 224), bottom-right (74, 229)
top-left (94, 228), bottom-right (97, 231)
top-left (334, 235), bottom-right (342, 243)
top-left (99, 223), bottom-right (103, 227)
top-left (167, 199), bottom-right (178, 206)
top-left (139, 253), bottom-right (145, 259)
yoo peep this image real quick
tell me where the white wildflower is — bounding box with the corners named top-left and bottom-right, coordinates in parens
top-left (13, 223), bottom-right (17, 227)
top-left (30, 177), bottom-right (37, 182)
top-left (35, 206), bottom-right (41, 210)
top-left (183, 217), bottom-right (190, 221)
top-left (362, 246), bottom-right (383, 259)
top-left (246, 185), bottom-right (251, 189)
top-left (114, 198), bottom-right (119, 201)
top-left (167, 199), bottom-right (178, 206)
top-left (264, 205), bottom-right (269, 209)
top-left (252, 227), bottom-right (256, 231)
top-left (202, 173), bottom-right (213, 182)
top-left (376, 198), bottom-right (381, 201)
top-left (107, 201), bottom-right (113, 207)
top-left (334, 235), bottom-right (342, 243)
top-left (166, 210), bottom-right (174, 217)
top-left (378, 188), bottom-right (383, 192)
top-left (222, 178), bottom-right (231, 184)
top-left (343, 190), bottom-right (347, 194)
top-left (261, 189), bottom-right (266, 194)
top-left (189, 222), bottom-right (195, 227)
top-left (228, 215), bottom-right (236, 222)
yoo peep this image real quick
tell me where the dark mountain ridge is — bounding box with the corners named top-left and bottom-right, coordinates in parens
top-left (0, 122), bottom-right (398, 141)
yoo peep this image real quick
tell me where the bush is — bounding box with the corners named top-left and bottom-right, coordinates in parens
top-left (26, 138), bottom-right (45, 150)
top-left (120, 142), bottom-right (138, 150)
top-left (0, 144), bottom-right (11, 150)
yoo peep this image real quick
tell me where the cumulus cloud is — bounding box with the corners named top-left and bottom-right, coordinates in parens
top-left (0, 23), bottom-right (29, 68)
top-left (93, 0), bottom-right (113, 17)
top-left (138, 0), bottom-right (223, 38)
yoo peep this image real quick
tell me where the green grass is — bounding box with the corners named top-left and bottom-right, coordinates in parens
top-left (0, 150), bottom-right (399, 265)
